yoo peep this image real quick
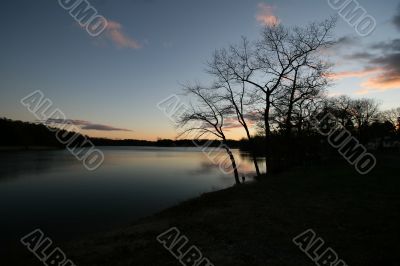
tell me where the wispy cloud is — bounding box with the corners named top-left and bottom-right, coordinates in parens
top-left (332, 34), bottom-right (400, 94)
top-left (46, 119), bottom-right (133, 132)
top-left (104, 20), bottom-right (142, 49)
top-left (341, 8), bottom-right (400, 94)
top-left (328, 68), bottom-right (381, 80)
top-left (360, 73), bottom-right (400, 93)
top-left (357, 40), bottom-right (400, 93)
top-left (223, 112), bottom-right (260, 131)
top-left (319, 35), bottom-right (360, 56)
top-left (256, 3), bottom-right (279, 26)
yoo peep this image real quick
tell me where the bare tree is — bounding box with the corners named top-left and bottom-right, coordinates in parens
top-left (274, 57), bottom-right (331, 136)
top-left (348, 98), bottom-right (380, 136)
top-left (207, 38), bottom-right (262, 177)
top-left (325, 96), bottom-right (381, 137)
top-left (207, 18), bottom-right (336, 174)
top-left (326, 95), bottom-right (355, 128)
top-left (291, 92), bottom-right (326, 135)
top-left (177, 84), bottom-right (241, 185)
top-left (380, 107), bottom-right (400, 131)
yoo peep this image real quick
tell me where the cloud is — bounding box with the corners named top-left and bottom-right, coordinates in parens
top-left (359, 53), bottom-right (400, 92)
top-left (358, 40), bottom-right (400, 92)
top-left (365, 3), bottom-right (400, 93)
top-left (104, 20), bottom-right (141, 49)
top-left (222, 112), bottom-right (260, 131)
top-left (46, 119), bottom-right (133, 132)
top-left (370, 39), bottom-right (400, 52)
top-left (328, 68), bottom-right (381, 80)
top-left (346, 52), bottom-right (375, 60)
top-left (329, 9), bottom-right (400, 94)
top-left (360, 72), bottom-right (400, 92)
top-left (335, 36), bottom-right (361, 47)
top-left (256, 3), bottom-right (279, 26)
top-left (80, 124), bottom-right (131, 131)
top-left (393, 4), bottom-right (400, 31)
top-left (321, 35), bottom-right (361, 56)
top-left (334, 38), bottom-right (400, 94)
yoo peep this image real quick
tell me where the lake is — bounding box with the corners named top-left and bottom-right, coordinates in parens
top-left (0, 146), bottom-right (264, 249)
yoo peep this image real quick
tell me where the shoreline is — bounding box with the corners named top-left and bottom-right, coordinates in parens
top-left (6, 153), bottom-right (400, 265)
top-left (63, 154), bottom-right (399, 266)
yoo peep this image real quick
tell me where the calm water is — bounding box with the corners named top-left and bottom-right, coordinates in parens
top-left (0, 146), bottom-right (264, 248)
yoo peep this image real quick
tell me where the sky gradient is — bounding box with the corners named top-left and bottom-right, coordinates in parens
top-left (1, 0), bottom-right (399, 140)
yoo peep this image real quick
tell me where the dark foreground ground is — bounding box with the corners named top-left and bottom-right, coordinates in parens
top-left (8, 153), bottom-right (400, 265)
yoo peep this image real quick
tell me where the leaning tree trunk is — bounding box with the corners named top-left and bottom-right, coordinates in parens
top-left (249, 139), bottom-right (261, 177)
top-left (224, 146), bottom-right (240, 185)
top-left (241, 119), bottom-right (261, 177)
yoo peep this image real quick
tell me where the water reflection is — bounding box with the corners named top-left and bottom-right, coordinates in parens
top-left (0, 147), bottom-right (264, 247)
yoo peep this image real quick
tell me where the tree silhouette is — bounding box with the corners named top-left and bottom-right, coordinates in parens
top-left (177, 85), bottom-right (241, 185)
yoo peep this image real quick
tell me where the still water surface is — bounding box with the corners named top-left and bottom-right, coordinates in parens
top-left (0, 146), bottom-right (264, 246)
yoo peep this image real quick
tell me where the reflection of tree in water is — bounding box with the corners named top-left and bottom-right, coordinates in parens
top-left (238, 150), bottom-right (265, 164)
top-left (189, 150), bottom-right (266, 179)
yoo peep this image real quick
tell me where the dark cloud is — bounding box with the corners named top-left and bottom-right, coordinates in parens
top-left (370, 39), bottom-right (400, 52)
top-left (81, 124), bottom-right (132, 131)
top-left (45, 119), bottom-right (132, 132)
top-left (331, 35), bottom-right (361, 50)
top-left (336, 38), bottom-right (400, 92)
top-left (393, 4), bottom-right (400, 31)
top-left (335, 36), bottom-right (361, 46)
top-left (359, 46), bottom-right (400, 91)
top-left (326, 35), bottom-right (361, 55)
top-left (347, 52), bottom-right (375, 60)
top-left (369, 39), bottom-right (400, 74)
top-left (343, 39), bottom-right (400, 64)
top-left (370, 53), bottom-right (400, 74)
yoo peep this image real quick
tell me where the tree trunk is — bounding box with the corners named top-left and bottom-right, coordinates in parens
top-left (285, 68), bottom-right (298, 137)
top-left (264, 97), bottom-right (272, 175)
top-left (242, 122), bottom-right (261, 177)
top-left (224, 146), bottom-right (241, 185)
top-left (250, 140), bottom-right (261, 177)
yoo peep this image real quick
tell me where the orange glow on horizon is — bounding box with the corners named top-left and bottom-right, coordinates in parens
top-left (80, 126), bottom-right (250, 141)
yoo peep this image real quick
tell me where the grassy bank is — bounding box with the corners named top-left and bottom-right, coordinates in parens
top-left (14, 153), bottom-right (400, 265)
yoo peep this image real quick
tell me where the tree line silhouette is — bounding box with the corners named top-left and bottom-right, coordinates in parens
top-left (175, 18), bottom-right (400, 184)
top-left (0, 118), bottom-right (242, 149)
top-left (1, 20), bottom-right (399, 184)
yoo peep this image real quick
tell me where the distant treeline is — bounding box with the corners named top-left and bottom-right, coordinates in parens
top-left (0, 118), bottom-right (94, 149)
top-left (0, 118), bottom-right (243, 150)
top-left (0, 118), bottom-right (63, 149)
top-left (90, 137), bottom-right (242, 148)
top-left (1, 116), bottom-right (398, 166)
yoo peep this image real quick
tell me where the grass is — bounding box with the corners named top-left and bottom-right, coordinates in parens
top-left (10, 153), bottom-right (400, 265)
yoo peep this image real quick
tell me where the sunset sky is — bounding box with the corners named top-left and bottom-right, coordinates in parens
top-left (1, 0), bottom-right (399, 140)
